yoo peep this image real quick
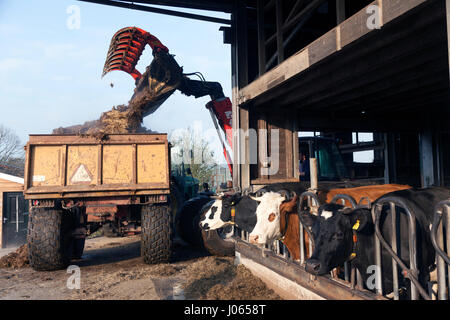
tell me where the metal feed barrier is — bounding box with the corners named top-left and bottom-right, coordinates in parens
top-left (430, 200), bottom-right (450, 300)
top-left (371, 197), bottom-right (431, 300)
top-left (234, 190), bottom-right (450, 300)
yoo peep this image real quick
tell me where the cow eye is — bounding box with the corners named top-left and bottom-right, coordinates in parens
top-left (268, 213), bottom-right (276, 222)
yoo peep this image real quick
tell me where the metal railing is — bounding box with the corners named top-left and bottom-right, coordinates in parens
top-left (372, 197), bottom-right (431, 300)
top-left (430, 200), bottom-right (450, 300)
top-left (234, 190), bottom-right (449, 300)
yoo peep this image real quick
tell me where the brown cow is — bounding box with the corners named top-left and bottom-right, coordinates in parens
top-left (254, 184), bottom-right (412, 261)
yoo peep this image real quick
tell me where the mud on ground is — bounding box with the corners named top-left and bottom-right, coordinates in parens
top-left (0, 236), bottom-right (280, 300)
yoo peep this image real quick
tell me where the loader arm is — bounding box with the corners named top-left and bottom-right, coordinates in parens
top-left (102, 27), bottom-right (233, 176)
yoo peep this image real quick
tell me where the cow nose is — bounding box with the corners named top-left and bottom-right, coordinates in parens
top-left (201, 223), bottom-right (209, 230)
top-left (249, 234), bottom-right (259, 244)
top-left (305, 259), bottom-right (322, 274)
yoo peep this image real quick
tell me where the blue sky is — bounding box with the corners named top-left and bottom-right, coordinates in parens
top-left (0, 0), bottom-right (231, 163)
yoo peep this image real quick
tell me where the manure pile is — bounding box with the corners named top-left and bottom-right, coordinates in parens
top-left (0, 245), bottom-right (29, 269)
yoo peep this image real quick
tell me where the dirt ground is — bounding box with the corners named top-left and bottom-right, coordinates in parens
top-left (0, 236), bottom-right (281, 300)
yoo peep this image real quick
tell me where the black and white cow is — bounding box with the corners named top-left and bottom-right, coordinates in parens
top-left (300, 187), bottom-right (450, 298)
top-left (199, 192), bottom-right (258, 233)
top-left (199, 183), bottom-right (306, 233)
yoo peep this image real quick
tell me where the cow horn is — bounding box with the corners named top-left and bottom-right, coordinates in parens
top-left (249, 195), bottom-right (263, 202)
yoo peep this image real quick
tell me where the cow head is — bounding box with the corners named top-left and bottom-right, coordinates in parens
top-left (248, 191), bottom-right (292, 245)
top-left (300, 203), bottom-right (371, 275)
top-left (199, 193), bottom-right (242, 230)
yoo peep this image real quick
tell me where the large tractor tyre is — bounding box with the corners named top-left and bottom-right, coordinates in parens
top-left (177, 196), bottom-right (212, 246)
top-left (27, 207), bottom-right (73, 271)
top-left (141, 204), bottom-right (173, 264)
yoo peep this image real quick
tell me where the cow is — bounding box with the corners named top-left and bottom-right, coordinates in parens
top-left (199, 182), bottom-right (306, 233)
top-left (199, 192), bottom-right (258, 233)
top-left (300, 187), bottom-right (450, 298)
top-left (248, 184), bottom-right (411, 253)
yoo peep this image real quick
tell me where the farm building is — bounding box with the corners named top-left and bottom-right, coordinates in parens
top-left (73, 0), bottom-right (450, 300)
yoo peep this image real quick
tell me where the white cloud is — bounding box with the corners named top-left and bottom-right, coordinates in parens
top-left (0, 57), bottom-right (34, 71)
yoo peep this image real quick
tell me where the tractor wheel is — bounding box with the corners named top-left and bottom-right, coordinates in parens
top-left (199, 202), bottom-right (235, 257)
top-left (141, 204), bottom-right (173, 264)
top-left (27, 207), bottom-right (72, 271)
top-left (170, 184), bottom-right (184, 236)
top-left (72, 238), bottom-right (85, 259)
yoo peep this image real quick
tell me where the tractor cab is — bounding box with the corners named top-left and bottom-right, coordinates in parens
top-left (299, 137), bottom-right (349, 182)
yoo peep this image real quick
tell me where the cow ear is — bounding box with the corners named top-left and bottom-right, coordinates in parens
top-left (299, 211), bottom-right (318, 227)
top-left (349, 209), bottom-right (371, 232)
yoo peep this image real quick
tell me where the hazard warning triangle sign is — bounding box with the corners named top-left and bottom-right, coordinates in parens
top-left (71, 164), bottom-right (92, 183)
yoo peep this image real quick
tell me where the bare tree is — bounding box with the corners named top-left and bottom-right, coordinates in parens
top-left (0, 125), bottom-right (24, 163)
top-left (170, 127), bottom-right (217, 190)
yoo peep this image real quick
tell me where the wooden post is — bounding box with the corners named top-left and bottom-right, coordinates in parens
top-left (310, 158), bottom-right (318, 191)
top-left (257, 0), bottom-right (266, 76)
top-left (336, 0), bottom-right (346, 24)
top-left (235, 0), bottom-right (250, 189)
top-left (446, 0), bottom-right (450, 82)
top-left (231, 10), bottom-right (240, 188)
top-left (275, 0), bottom-right (284, 64)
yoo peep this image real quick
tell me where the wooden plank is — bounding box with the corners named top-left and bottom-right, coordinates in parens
top-left (239, 48), bottom-right (309, 104)
top-left (308, 28), bottom-right (337, 65)
top-left (339, 1), bottom-right (379, 48)
top-left (382, 0), bottom-right (427, 25)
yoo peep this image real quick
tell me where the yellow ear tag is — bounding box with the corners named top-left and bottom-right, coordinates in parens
top-left (231, 207), bottom-right (235, 218)
top-left (352, 219), bottom-right (360, 231)
top-left (350, 252), bottom-right (357, 259)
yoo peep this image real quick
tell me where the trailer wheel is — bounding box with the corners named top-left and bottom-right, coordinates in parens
top-left (141, 204), bottom-right (173, 264)
top-left (27, 207), bottom-right (72, 271)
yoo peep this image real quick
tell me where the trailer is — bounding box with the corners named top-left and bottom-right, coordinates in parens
top-left (23, 133), bottom-right (173, 270)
